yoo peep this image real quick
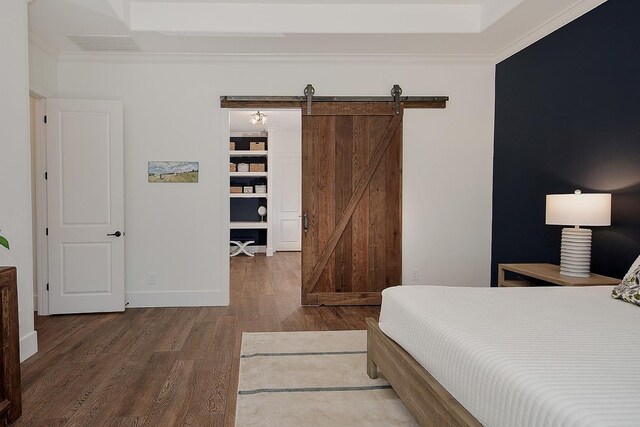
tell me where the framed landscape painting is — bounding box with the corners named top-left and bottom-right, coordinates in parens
top-left (148, 161), bottom-right (199, 183)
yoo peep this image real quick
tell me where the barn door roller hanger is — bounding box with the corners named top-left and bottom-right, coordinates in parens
top-left (220, 85), bottom-right (449, 111)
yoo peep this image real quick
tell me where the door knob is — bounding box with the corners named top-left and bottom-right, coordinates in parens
top-left (303, 213), bottom-right (308, 233)
top-left (107, 231), bottom-right (122, 237)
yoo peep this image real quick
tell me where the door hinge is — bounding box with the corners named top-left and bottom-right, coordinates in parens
top-left (44, 171), bottom-right (48, 180)
top-left (45, 227), bottom-right (48, 236)
top-left (46, 283), bottom-right (49, 291)
top-left (44, 115), bottom-right (47, 124)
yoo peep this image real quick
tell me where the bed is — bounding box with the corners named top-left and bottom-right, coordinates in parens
top-left (366, 285), bottom-right (640, 427)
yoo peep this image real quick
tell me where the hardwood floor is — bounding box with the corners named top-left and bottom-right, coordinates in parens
top-left (16, 253), bottom-right (380, 426)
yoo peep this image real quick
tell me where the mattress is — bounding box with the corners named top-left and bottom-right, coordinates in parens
top-left (378, 285), bottom-right (640, 427)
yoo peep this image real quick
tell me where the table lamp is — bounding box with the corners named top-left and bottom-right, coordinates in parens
top-left (545, 190), bottom-right (611, 278)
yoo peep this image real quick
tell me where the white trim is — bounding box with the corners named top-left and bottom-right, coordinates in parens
top-left (57, 51), bottom-right (496, 65)
top-left (220, 109), bottom-right (231, 307)
top-left (29, 85), bottom-right (50, 99)
top-left (33, 98), bottom-right (49, 315)
top-left (268, 131), bottom-right (301, 136)
top-left (266, 129), bottom-right (274, 257)
top-left (20, 330), bottom-right (38, 362)
top-left (125, 290), bottom-right (225, 308)
top-left (494, 0), bottom-right (607, 63)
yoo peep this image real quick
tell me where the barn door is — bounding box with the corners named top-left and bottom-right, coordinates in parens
top-left (301, 102), bottom-right (402, 305)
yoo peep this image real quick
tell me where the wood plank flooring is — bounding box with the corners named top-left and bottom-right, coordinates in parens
top-left (16, 253), bottom-right (380, 426)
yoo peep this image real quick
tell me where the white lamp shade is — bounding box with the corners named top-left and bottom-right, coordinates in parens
top-left (546, 192), bottom-right (611, 226)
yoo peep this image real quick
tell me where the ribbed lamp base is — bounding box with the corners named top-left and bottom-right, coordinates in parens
top-left (559, 227), bottom-right (592, 278)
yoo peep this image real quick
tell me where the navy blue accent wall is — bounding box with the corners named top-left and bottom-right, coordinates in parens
top-left (491, 1), bottom-right (640, 284)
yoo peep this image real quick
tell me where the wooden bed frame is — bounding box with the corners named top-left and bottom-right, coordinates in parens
top-left (366, 318), bottom-right (481, 427)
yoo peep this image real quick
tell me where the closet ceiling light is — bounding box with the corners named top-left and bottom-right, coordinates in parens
top-left (251, 111), bottom-right (268, 125)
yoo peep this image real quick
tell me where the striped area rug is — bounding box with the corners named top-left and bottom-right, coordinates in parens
top-left (235, 330), bottom-right (418, 427)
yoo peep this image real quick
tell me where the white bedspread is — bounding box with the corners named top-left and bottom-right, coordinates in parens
top-left (378, 285), bottom-right (640, 427)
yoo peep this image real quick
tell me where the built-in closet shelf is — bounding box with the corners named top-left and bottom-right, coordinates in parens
top-left (230, 150), bottom-right (268, 157)
top-left (230, 193), bottom-right (268, 198)
top-left (230, 221), bottom-right (268, 230)
top-left (229, 134), bottom-right (272, 256)
top-left (230, 172), bottom-right (267, 178)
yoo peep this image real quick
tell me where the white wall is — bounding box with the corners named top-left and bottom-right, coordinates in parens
top-left (0, 0), bottom-right (38, 361)
top-left (55, 57), bottom-right (495, 306)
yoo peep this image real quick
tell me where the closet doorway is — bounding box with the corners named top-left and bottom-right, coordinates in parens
top-left (228, 110), bottom-right (302, 257)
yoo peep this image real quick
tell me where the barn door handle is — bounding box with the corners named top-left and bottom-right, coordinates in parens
top-left (302, 213), bottom-right (308, 233)
top-left (107, 231), bottom-right (122, 237)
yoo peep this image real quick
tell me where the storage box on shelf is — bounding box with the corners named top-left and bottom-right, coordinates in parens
top-left (230, 186), bottom-right (242, 193)
top-left (237, 163), bottom-right (249, 172)
top-left (250, 163), bottom-right (265, 172)
top-left (230, 163), bottom-right (237, 172)
top-left (250, 142), bottom-right (265, 150)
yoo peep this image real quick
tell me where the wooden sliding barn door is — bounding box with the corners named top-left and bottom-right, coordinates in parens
top-left (301, 102), bottom-right (402, 305)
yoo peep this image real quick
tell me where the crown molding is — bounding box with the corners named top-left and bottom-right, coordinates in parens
top-left (494, 0), bottom-right (607, 63)
top-left (28, 31), bottom-right (60, 60)
top-left (57, 51), bottom-right (496, 65)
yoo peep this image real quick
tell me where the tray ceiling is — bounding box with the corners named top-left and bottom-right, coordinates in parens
top-left (28, 0), bottom-right (607, 58)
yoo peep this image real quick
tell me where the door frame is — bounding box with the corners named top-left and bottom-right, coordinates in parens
top-left (219, 108), bottom-right (231, 306)
top-left (30, 91), bottom-right (50, 315)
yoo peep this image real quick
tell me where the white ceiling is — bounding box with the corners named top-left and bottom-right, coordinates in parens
top-left (28, 0), bottom-right (607, 58)
top-left (230, 110), bottom-right (301, 133)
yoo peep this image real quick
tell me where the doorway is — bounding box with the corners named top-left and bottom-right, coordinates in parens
top-left (228, 110), bottom-right (302, 256)
top-left (226, 109), bottom-right (303, 305)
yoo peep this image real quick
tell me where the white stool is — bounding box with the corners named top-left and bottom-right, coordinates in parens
top-left (230, 240), bottom-right (255, 257)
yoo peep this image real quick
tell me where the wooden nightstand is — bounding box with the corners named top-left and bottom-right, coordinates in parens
top-left (498, 263), bottom-right (621, 287)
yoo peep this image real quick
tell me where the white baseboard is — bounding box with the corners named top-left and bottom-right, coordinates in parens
top-left (20, 330), bottom-right (38, 362)
top-left (125, 290), bottom-right (228, 308)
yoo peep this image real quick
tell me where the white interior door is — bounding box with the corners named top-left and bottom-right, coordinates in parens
top-left (273, 132), bottom-right (302, 251)
top-left (46, 99), bottom-right (125, 314)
